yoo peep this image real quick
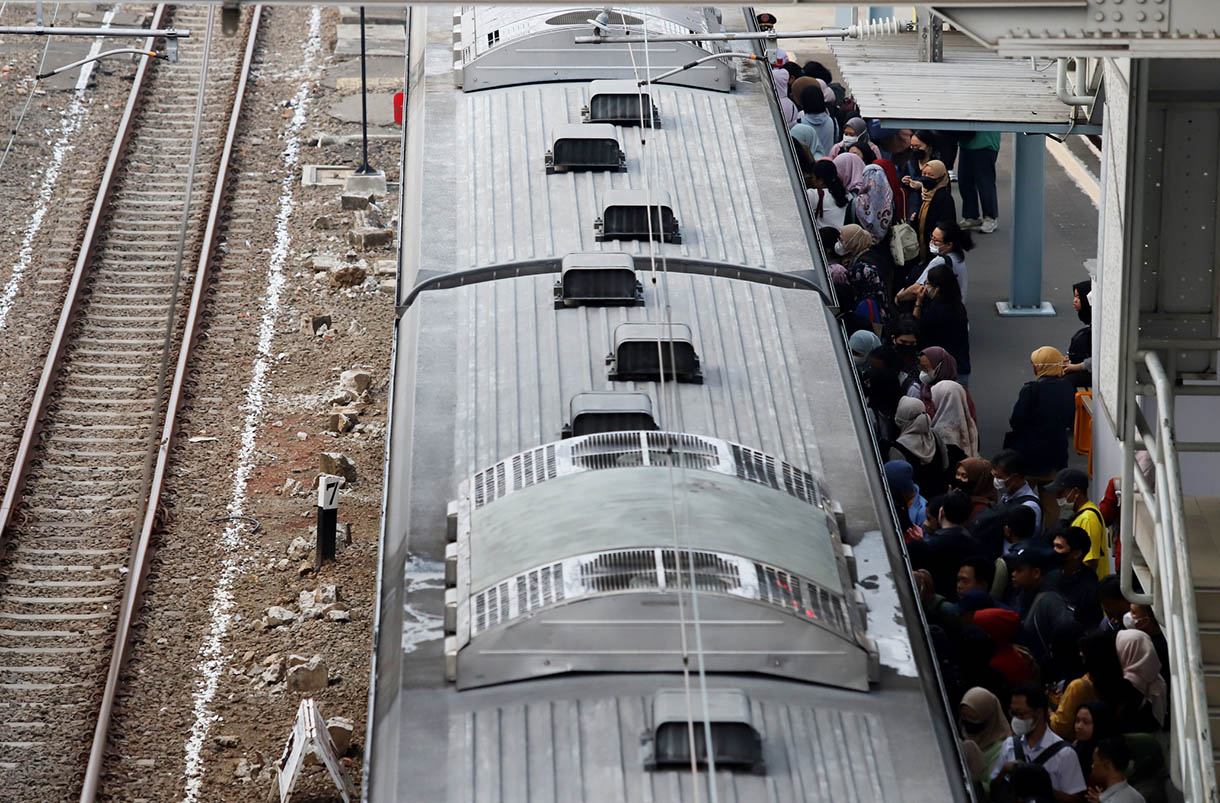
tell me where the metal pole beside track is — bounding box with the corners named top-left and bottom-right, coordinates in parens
top-left (356, 5), bottom-right (373, 174)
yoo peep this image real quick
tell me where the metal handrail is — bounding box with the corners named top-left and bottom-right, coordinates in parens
top-left (1123, 349), bottom-right (1218, 802)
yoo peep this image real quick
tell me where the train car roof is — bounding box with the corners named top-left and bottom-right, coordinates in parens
top-left (369, 7), bottom-right (967, 802)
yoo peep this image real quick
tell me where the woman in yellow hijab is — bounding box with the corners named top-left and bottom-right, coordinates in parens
top-left (1003, 345), bottom-right (1078, 520)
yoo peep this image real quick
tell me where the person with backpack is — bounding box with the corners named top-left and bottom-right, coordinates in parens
top-left (1047, 467), bottom-right (1110, 578)
top-left (895, 219), bottom-right (973, 303)
top-left (991, 683), bottom-right (1088, 801)
top-left (992, 449), bottom-right (1045, 534)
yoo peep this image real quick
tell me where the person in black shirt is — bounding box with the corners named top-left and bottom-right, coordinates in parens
top-left (1064, 279), bottom-right (1093, 388)
top-left (908, 490), bottom-right (977, 600)
top-left (914, 263), bottom-right (972, 384)
top-left (1047, 526), bottom-right (1101, 627)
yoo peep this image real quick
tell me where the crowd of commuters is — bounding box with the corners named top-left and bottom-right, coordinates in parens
top-left (771, 47), bottom-right (1166, 803)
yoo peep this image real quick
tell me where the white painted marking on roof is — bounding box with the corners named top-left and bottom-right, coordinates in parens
top-left (1046, 137), bottom-right (1100, 209)
top-left (401, 556), bottom-right (446, 653)
top-left (0, 6), bottom-right (120, 328)
top-left (853, 531), bottom-right (917, 677)
top-left (179, 10), bottom-right (322, 803)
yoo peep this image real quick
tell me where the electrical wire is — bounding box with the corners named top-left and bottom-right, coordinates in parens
top-left (0, 1), bottom-right (61, 176)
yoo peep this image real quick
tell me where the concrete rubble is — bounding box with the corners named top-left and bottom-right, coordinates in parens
top-left (286, 654), bottom-right (329, 693)
top-left (320, 452), bottom-right (357, 483)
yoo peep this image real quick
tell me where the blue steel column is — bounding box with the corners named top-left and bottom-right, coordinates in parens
top-left (835, 6), bottom-right (894, 26)
top-left (998, 132), bottom-right (1056, 316)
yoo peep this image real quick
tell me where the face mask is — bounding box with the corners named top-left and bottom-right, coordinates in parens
top-left (842, 135), bottom-right (858, 146)
top-left (919, 370), bottom-right (933, 385)
top-left (993, 477), bottom-right (1008, 492)
top-left (833, 241), bottom-right (846, 256)
top-left (927, 243), bottom-right (940, 255)
top-left (1011, 716), bottom-right (1034, 737)
top-left (961, 719), bottom-right (987, 735)
top-left (1123, 611), bottom-right (1140, 630)
top-left (918, 175), bottom-right (939, 188)
top-left (895, 342), bottom-right (917, 357)
top-left (910, 148), bottom-right (926, 160)
top-left (950, 477), bottom-right (969, 491)
top-left (1058, 496), bottom-right (1074, 512)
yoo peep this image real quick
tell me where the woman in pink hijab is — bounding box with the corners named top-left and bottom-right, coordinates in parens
top-left (1116, 629), bottom-right (1167, 726)
top-left (833, 152), bottom-right (866, 193)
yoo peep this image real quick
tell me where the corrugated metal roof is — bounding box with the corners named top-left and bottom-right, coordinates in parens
top-left (828, 33), bottom-right (1079, 129)
top-left (439, 81), bottom-right (813, 272)
top-left (449, 274), bottom-right (825, 480)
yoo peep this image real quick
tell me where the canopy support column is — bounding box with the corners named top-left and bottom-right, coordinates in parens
top-left (997, 132), bottom-right (1055, 316)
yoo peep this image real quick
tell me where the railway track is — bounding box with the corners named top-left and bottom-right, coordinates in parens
top-left (0, 5), bottom-right (260, 799)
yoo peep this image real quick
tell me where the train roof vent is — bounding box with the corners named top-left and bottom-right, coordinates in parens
top-left (648, 688), bottom-right (764, 772)
top-left (563, 391), bottom-right (657, 438)
top-left (546, 123), bottom-right (626, 174)
top-left (553, 252), bottom-right (642, 309)
top-left (545, 10), bottom-right (643, 26)
top-left (594, 189), bottom-right (681, 244)
top-left (582, 79), bottom-right (659, 127)
top-left (607, 322), bottom-right (701, 383)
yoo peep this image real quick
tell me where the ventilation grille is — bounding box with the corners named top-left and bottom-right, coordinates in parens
top-left (568, 431), bottom-right (719, 471)
top-left (583, 93), bottom-right (659, 127)
top-left (609, 339), bottom-right (701, 383)
top-left (730, 444), bottom-right (821, 507)
top-left (596, 204), bottom-right (680, 243)
top-left (547, 138), bottom-right (626, 174)
top-left (468, 432), bottom-right (826, 510)
top-left (472, 444), bottom-right (557, 508)
top-left (755, 563), bottom-right (850, 633)
top-left (472, 562), bottom-right (565, 633)
top-left (554, 266), bottom-right (641, 308)
top-left (546, 10), bottom-right (642, 25)
top-left (652, 722), bottom-right (763, 771)
top-left (468, 548), bottom-right (851, 637)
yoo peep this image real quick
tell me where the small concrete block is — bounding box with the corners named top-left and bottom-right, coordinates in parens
top-left (302, 164), bottom-right (354, 187)
top-left (341, 192), bottom-right (375, 211)
top-left (347, 228), bottom-right (393, 250)
top-left (343, 170), bottom-right (388, 196)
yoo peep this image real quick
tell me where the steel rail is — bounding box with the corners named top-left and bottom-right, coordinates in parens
top-left (0, 3), bottom-right (168, 541)
top-left (78, 6), bottom-right (264, 800)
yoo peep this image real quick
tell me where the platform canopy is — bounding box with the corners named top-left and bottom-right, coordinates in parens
top-left (828, 32), bottom-right (1100, 135)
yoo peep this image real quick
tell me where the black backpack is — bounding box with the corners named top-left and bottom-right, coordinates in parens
top-left (989, 737), bottom-right (1071, 803)
top-left (968, 495), bottom-right (1039, 561)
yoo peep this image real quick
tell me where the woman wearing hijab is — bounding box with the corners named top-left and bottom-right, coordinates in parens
top-left (1071, 700), bottom-right (1115, 782)
top-left (874, 157), bottom-right (907, 220)
top-left (903, 159), bottom-right (956, 264)
top-left (885, 396), bottom-right (950, 497)
top-left (771, 68), bottom-right (800, 128)
top-left (932, 380), bottom-right (978, 459)
top-left (1064, 279), bottom-right (1093, 388)
top-left (952, 457), bottom-right (996, 521)
top-left (796, 85), bottom-right (836, 158)
top-left (1116, 629), bottom-right (1168, 727)
top-left (833, 151), bottom-right (866, 193)
top-left (960, 687), bottom-right (1012, 796)
top-left (896, 219), bottom-right (973, 303)
top-left (853, 164), bottom-right (894, 244)
top-left (1003, 345), bottom-right (1077, 481)
top-left (829, 116), bottom-right (882, 160)
top-left (809, 160), bottom-right (850, 229)
top-left (916, 346), bottom-right (978, 421)
top-left (836, 224), bottom-right (888, 327)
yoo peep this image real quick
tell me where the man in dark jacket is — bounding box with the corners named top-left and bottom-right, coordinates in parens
top-left (1046, 526), bottom-right (1101, 627)
top-left (908, 490), bottom-right (977, 600)
top-left (1003, 347), bottom-right (1077, 478)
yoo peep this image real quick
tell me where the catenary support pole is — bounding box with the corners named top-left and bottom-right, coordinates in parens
top-left (355, 6), bottom-right (373, 175)
top-left (997, 132), bottom-right (1055, 316)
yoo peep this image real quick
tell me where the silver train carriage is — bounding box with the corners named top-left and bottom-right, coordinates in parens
top-left (367, 6), bottom-right (971, 801)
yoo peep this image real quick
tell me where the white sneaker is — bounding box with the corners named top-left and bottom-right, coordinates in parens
top-left (959, 218), bottom-right (982, 231)
top-left (980, 217), bottom-right (998, 233)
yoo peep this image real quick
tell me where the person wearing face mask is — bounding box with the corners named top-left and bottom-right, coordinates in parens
top-left (953, 457), bottom-right (997, 522)
top-left (1046, 468), bottom-right (1109, 578)
top-left (902, 130), bottom-right (940, 212)
top-left (836, 224), bottom-right (888, 328)
top-left (902, 159), bottom-right (957, 265)
top-left (917, 346), bottom-right (978, 420)
top-left (990, 449), bottom-right (1044, 535)
top-left (885, 397), bottom-right (952, 498)
top-left (896, 219), bottom-right (973, 304)
top-left (914, 265), bottom-right (971, 386)
top-left (960, 686), bottom-right (1014, 795)
top-left (1064, 280), bottom-right (1094, 388)
top-left (889, 315), bottom-right (923, 397)
top-left (829, 115), bottom-right (882, 160)
top-left (1048, 526), bottom-right (1102, 627)
top-left (992, 683), bottom-right (1087, 801)
top-left (1123, 604), bottom-right (1168, 683)
top-left (848, 329), bottom-right (881, 373)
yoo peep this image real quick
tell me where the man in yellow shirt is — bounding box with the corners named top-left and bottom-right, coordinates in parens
top-left (1047, 467), bottom-right (1110, 578)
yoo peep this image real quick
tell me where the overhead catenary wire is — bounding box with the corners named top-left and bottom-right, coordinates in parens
top-left (0, 1), bottom-right (61, 176)
top-left (620, 12), bottom-right (720, 800)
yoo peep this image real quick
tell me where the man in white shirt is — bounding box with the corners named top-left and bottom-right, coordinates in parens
top-left (992, 683), bottom-right (1086, 802)
top-left (1087, 738), bottom-right (1146, 803)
